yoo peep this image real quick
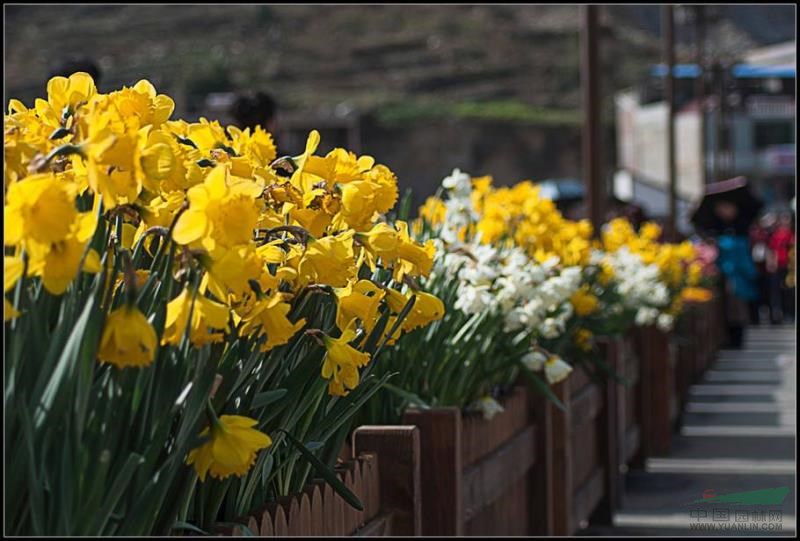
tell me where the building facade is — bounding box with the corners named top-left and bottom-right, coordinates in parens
top-left (614, 41), bottom-right (796, 233)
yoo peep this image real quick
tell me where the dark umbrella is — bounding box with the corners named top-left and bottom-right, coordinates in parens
top-left (690, 176), bottom-right (764, 235)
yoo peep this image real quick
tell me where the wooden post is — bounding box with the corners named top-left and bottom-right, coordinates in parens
top-left (530, 383), bottom-right (555, 535)
top-left (353, 426), bottom-right (422, 536)
top-left (402, 408), bottom-right (463, 536)
top-left (593, 339), bottom-right (622, 522)
top-left (662, 4), bottom-right (677, 240)
top-left (581, 4), bottom-right (604, 231)
top-left (548, 380), bottom-right (573, 535)
top-left (694, 5), bottom-right (707, 186)
top-left (639, 326), bottom-right (674, 456)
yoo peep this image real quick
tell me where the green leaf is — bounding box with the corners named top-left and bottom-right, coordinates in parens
top-left (88, 453), bottom-right (145, 534)
top-left (34, 289), bottom-right (98, 428)
top-left (277, 429), bottom-right (363, 511)
top-left (250, 389), bottom-right (288, 410)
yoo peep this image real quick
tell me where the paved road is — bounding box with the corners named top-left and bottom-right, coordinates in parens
top-left (582, 325), bottom-right (796, 536)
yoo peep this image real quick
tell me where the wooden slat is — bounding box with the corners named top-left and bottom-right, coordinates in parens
top-left (569, 363), bottom-right (592, 394)
top-left (570, 383), bottom-right (602, 429)
top-left (272, 503), bottom-right (288, 536)
top-left (462, 424), bottom-right (537, 522)
top-left (246, 516), bottom-right (258, 536)
top-left (309, 482), bottom-right (324, 536)
top-left (460, 386), bottom-right (530, 466)
top-left (298, 492), bottom-right (312, 536)
top-left (322, 481), bottom-right (336, 535)
top-left (465, 471), bottom-right (530, 536)
top-left (625, 425), bottom-right (641, 463)
top-left (353, 426), bottom-right (421, 536)
top-left (259, 507), bottom-right (274, 536)
top-left (570, 422), bottom-right (598, 491)
top-left (286, 496), bottom-right (301, 536)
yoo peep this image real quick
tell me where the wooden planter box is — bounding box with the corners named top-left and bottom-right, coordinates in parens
top-left (223, 427), bottom-right (421, 536)
top-left (402, 386), bottom-right (540, 536)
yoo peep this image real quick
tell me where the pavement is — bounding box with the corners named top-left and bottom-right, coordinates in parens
top-left (581, 325), bottom-right (796, 537)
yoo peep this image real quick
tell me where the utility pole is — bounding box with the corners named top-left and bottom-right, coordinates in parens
top-left (694, 5), bottom-right (707, 186)
top-left (581, 5), bottom-right (603, 233)
top-left (662, 5), bottom-right (677, 240)
top-left (715, 62), bottom-right (727, 182)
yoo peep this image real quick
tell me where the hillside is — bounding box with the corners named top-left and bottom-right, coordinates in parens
top-left (5, 5), bottom-right (792, 122)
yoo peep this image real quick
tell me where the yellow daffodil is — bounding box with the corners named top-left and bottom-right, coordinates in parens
top-left (392, 221), bottom-right (436, 281)
top-left (98, 305), bottom-right (158, 368)
top-left (334, 280), bottom-right (385, 336)
top-left (4, 255), bottom-right (24, 321)
top-left (162, 287), bottom-right (230, 347)
top-left (172, 164), bottom-right (263, 251)
top-left (4, 173), bottom-right (78, 247)
top-left (319, 319), bottom-right (371, 396)
top-left (236, 293), bottom-right (306, 352)
top-left (297, 230), bottom-right (357, 288)
top-left (419, 196), bottom-right (446, 226)
top-left (575, 328), bottom-right (593, 352)
top-left (186, 414), bottom-right (272, 482)
top-left (681, 287), bottom-right (714, 302)
top-left (384, 288), bottom-right (445, 332)
top-left (570, 285), bottom-right (599, 317)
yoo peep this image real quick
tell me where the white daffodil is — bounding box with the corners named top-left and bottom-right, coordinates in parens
top-left (521, 350), bottom-right (547, 372)
top-left (544, 356), bottom-right (573, 384)
top-left (475, 395), bottom-right (505, 420)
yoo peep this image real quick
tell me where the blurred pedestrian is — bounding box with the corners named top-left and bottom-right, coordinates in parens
top-left (50, 56), bottom-right (102, 86)
top-left (229, 91), bottom-right (277, 133)
top-left (713, 200), bottom-right (758, 348)
top-left (767, 211), bottom-right (795, 324)
top-left (748, 212), bottom-right (775, 324)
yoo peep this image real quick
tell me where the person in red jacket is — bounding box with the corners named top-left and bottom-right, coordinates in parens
top-left (767, 212), bottom-right (796, 324)
top-left (749, 213), bottom-right (775, 324)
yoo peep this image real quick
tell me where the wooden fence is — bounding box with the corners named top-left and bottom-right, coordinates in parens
top-left (222, 297), bottom-right (723, 537)
top-left (224, 427), bottom-right (421, 536)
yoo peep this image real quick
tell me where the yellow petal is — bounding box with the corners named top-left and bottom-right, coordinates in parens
top-left (82, 250), bottom-right (102, 274)
top-left (140, 143), bottom-right (175, 181)
top-left (173, 210), bottom-right (208, 245)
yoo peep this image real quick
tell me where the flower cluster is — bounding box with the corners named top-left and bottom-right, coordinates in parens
top-left (5, 72), bottom-right (442, 533)
top-left (598, 218), bottom-right (705, 331)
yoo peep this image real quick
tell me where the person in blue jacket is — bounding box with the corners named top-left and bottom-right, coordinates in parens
top-left (713, 201), bottom-right (758, 348)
